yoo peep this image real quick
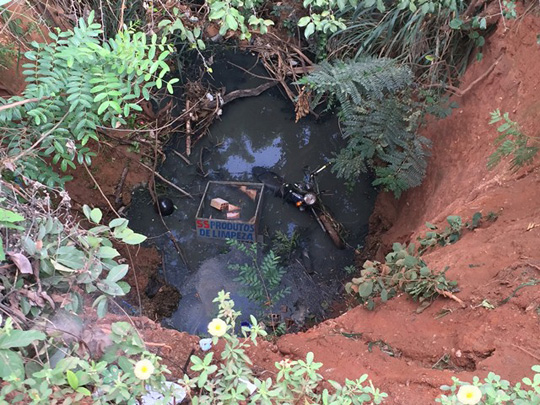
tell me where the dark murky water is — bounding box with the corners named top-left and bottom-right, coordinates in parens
top-left (127, 51), bottom-right (376, 334)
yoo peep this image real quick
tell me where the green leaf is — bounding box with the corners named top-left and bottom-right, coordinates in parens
top-left (97, 101), bottom-right (110, 115)
top-left (225, 14), bottom-right (238, 31)
top-left (97, 279), bottom-right (125, 296)
top-left (403, 255), bottom-right (417, 268)
top-left (449, 18), bottom-right (463, 29)
top-left (0, 208), bottom-right (25, 223)
top-left (0, 329), bottom-right (46, 349)
top-left (109, 218), bottom-right (128, 228)
top-left (419, 267), bottom-right (431, 276)
top-left (90, 208), bottom-right (102, 224)
top-left (0, 350), bottom-right (24, 379)
top-left (120, 232), bottom-right (146, 245)
top-left (0, 238), bottom-right (4, 262)
top-left (106, 264), bottom-right (129, 283)
top-left (93, 295), bottom-right (108, 318)
top-left (76, 387), bottom-right (91, 396)
top-left (298, 16), bottom-right (311, 27)
top-left (358, 280), bottom-right (373, 298)
top-left (66, 369), bottom-right (79, 390)
top-left (304, 22), bottom-right (315, 38)
top-left (83, 205), bottom-right (92, 220)
top-left (97, 246), bottom-right (120, 259)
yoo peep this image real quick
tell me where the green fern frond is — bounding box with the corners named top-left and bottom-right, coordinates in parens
top-left (303, 58), bottom-right (429, 197)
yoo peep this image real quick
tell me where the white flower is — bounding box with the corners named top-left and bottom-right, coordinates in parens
top-left (134, 359), bottom-right (155, 380)
top-left (207, 318), bottom-right (227, 337)
top-left (456, 385), bottom-right (482, 404)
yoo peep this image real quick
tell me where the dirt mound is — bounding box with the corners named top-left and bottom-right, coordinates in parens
top-left (273, 10), bottom-right (540, 402)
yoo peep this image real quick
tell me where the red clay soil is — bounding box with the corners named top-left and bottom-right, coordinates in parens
top-left (270, 11), bottom-right (540, 403)
top-left (114, 12), bottom-right (540, 404)
top-left (76, 12), bottom-right (540, 404)
top-left (136, 12), bottom-right (540, 404)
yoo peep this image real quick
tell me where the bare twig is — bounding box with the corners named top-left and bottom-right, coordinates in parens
top-left (137, 160), bottom-right (193, 198)
top-left (0, 97), bottom-right (47, 112)
top-left (172, 150), bottom-right (192, 165)
top-left (150, 130), bottom-right (190, 270)
top-left (436, 288), bottom-right (466, 307)
top-left (82, 162), bottom-right (120, 217)
top-left (427, 55), bottom-right (503, 97)
top-left (512, 344), bottom-right (540, 362)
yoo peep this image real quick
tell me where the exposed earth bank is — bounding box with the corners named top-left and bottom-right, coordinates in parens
top-left (118, 12), bottom-right (540, 404)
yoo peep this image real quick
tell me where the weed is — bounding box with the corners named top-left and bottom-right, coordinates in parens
top-left (437, 366), bottom-right (540, 404)
top-left (432, 354), bottom-right (456, 371)
top-left (418, 212), bottom-right (486, 255)
top-left (367, 340), bottom-right (400, 357)
top-left (487, 109), bottom-right (538, 171)
top-left (345, 243), bottom-right (458, 310)
top-left (465, 212), bottom-right (483, 230)
top-left (227, 239), bottom-right (290, 313)
top-left (418, 215), bottom-right (463, 254)
top-left (182, 291), bottom-right (388, 403)
top-left (435, 308), bottom-right (452, 319)
top-left (271, 230), bottom-right (299, 262)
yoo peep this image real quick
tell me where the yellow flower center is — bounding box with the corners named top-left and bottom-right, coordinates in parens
top-left (141, 366), bottom-right (148, 373)
top-left (466, 392), bottom-right (473, 398)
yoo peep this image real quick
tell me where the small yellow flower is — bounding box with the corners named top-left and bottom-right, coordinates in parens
top-left (134, 359), bottom-right (155, 380)
top-left (456, 385), bottom-right (482, 405)
top-left (207, 318), bottom-right (227, 337)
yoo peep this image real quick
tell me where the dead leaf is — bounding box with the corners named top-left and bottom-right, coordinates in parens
top-left (7, 252), bottom-right (33, 274)
top-left (19, 289), bottom-right (45, 307)
top-left (40, 291), bottom-right (56, 308)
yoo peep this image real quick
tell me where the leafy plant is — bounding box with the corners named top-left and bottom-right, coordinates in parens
top-left (418, 215), bottom-right (463, 255)
top-left (487, 109), bottom-right (538, 171)
top-left (0, 318), bottom-right (177, 404)
top-left (0, 11), bottom-right (178, 187)
top-left (301, 58), bottom-right (430, 197)
top-left (227, 239), bottom-right (290, 311)
top-left (271, 230), bottom-right (299, 262)
top-left (0, 182), bottom-right (146, 321)
top-left (180, 291), bottom-right (388, 403)
top-left (0, 317), bottom-right (46, 381)
top-left (207, 0), bottom-right (274, 40)
top-left (437, 366), bottom-right (540, 404)
top-left (326, 0), bottom-right (488, 86)
top-left (345, 243), bottom-right (458, 309)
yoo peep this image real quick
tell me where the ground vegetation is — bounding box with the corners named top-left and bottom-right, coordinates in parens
top-left (0, 0), bottom-right (538, 403)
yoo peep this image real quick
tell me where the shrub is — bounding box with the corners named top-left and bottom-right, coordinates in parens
top-left (227, 239), bottom-right (290, 312)
top-left (181, 291), bottom-right (388, 403)
top-left (0, 11), bottom-right (177, 187)
top-left (301, 58), bottom-right (430, 197)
